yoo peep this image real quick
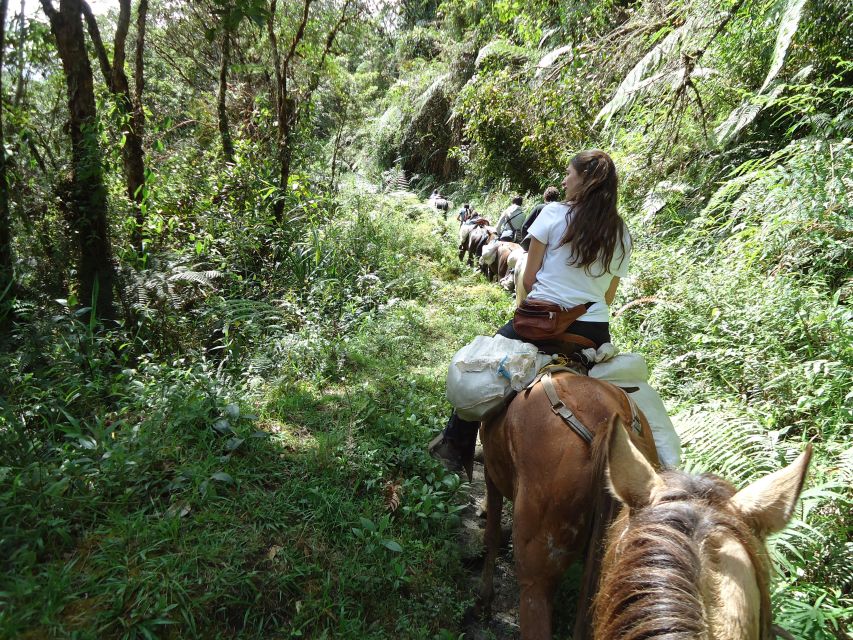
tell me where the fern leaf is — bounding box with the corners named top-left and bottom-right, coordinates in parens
top-left (673, 403), bottom-right (778, 482)
top-left (715, 84), bottom-right (785, 145)
top-left (594, 25), bottom-right (685, 129)
top-left (169, 271), bottom-right (216, 287)
top-left (716, 101), bottom-right (763, 144)
top-left (759, 0), bottom-right (808, 93)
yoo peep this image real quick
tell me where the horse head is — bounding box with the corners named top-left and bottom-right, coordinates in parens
top-left (595, 420), bottom-right (812, 640)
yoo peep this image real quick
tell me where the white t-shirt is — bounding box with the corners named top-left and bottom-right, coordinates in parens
top-left (526, 202), bottom-right (631, 322)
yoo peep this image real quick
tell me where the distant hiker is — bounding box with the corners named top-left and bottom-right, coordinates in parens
top-left (456, 203), bottom-right (472, 224)
top-left (496, 195), bottom-right (526, 243)
top-left (520, 186), bottom-right (561, 250)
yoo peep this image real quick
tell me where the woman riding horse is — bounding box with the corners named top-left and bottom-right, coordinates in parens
top-left (431, 149), bottom-right (631, 473)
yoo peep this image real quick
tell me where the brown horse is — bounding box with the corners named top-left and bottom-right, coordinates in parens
top-left (481, 240), bottom-right (521, 282)
top-left (594, 420), bottom-right (811, 640)
top-left (479, 372), bottom-right (660, 640)
top-left (495, 241), bottom-right (521, 280)
top-left (460, 226), bottom-right (496, 267)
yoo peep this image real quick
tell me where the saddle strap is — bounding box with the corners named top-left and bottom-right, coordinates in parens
top-left (540, 372), bottom-right (594, 444)
top-left (526, 364), bottom-right (582, 390)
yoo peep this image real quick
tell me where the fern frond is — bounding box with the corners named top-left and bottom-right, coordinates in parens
top-left (168, 269), bottom-right (222, 287)
top-left (759, 0), bottom-right (808, 93)
top-left (595, 25), bottom-right (685, 129)
top-left (673, 402), bottom-right (778, 482)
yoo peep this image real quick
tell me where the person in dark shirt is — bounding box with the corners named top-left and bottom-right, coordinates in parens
top-left (456, 203), bottom-right (472, 224)
top-left (520, 186), bottom-right (561, 250)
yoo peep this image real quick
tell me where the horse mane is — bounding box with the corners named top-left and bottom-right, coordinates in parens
top-left (593, 469), bottom-right (773, 640)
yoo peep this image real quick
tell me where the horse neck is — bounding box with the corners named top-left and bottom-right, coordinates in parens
top-left (594, 473), bottom-right (772, 640)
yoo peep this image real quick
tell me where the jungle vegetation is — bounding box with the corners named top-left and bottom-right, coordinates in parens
top-left (0, 0), bottom-right (850, 638)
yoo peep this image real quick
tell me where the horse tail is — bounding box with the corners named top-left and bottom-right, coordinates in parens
top-left (572, 414), bottom-right (621, 640)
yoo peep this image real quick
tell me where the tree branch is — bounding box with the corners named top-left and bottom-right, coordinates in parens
top-left (283, 0), bottom-right (312, 73)
top-left (267, 0), bottom-right (282, 113)
top-left (300, 0), bottom-right (355, 117)
top-left (38, 0), bottom-right (56, 20)
top-left (81, 0), bottom-right (113, 86)
top-left (318, 0), bottom-right (353, 72)
top-left (111, 0), bottom-right (131, 82)
top-left (147, 36), bottom-right (205, 87)
top-left (134, 0), bottom-right (148, 117)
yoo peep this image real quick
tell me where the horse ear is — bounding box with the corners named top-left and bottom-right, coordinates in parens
top-left (730, 445), bottom-right (812, 536)
top-left (607, 415), bottom-right (664, 509)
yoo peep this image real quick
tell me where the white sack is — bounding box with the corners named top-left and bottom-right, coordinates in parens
top-left (447, 335), bottom-right (552, 422)
top-left (506, 247), bottom-right (525, 271)
top-left (481, 240), bottom-right (500, 265)
top-left (589, 353), bottom-right (682, 468)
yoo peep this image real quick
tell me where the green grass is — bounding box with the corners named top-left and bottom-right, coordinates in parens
top-left (0, 200), bottom-right (514, 639)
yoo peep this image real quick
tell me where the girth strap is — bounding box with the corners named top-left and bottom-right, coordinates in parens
top-left (540, 372), bottom-right (594, 444)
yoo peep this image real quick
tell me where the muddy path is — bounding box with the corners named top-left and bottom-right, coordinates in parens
top-left (456, 460), bottom-right (584, 640)
top-left (457, 461), bottom-right (520, 640)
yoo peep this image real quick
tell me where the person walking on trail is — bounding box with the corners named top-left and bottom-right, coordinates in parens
top-left (520, 186), bottom-right (561, 250)
top-left (495, 195), bottom-right (526, 243)
top-left (456, 203), bottom-right (472, 224)
top-left (429, 150), bottom-right (632, 476)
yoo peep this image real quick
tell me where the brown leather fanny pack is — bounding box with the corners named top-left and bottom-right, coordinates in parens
top-left (512, 298), bottom-right (592, 342)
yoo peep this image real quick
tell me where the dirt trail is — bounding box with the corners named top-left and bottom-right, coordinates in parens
top-left (456, 458), bottom-right (584, 640)
top-left (456, 461), bottom-right (520, 640)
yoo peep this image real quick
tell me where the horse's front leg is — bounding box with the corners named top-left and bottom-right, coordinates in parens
top-left (478, 468), bottom-right (503, 618)
top-left (513, 493), bottom-right (577, 640)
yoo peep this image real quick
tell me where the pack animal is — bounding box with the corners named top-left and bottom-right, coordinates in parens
top-left (594, 424), bottom-right (811, 640)
top-left (460, 226), bottom-right (495, 266)
top-left (508, 249), bottom-right (528, 305)
top-left (478, 373), bottom-right (810, 640)
top-left (479, 373), bottom-right (660, 640)
top-left (480, 241), bottom-right (521, 282)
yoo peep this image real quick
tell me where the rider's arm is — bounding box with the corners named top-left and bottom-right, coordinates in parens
top-left (495, 213), bottom-right (507, 234)
top-left (523, 238), bottom-right (546, 294)
top-left (605, 276), bottom-right (620, 306)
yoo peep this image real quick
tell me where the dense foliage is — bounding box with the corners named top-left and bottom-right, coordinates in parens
top-left (0, 0), bottom-right (850, 637)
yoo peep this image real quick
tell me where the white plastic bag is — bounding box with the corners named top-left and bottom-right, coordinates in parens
top-left (480, 239), bottom-right (500, 265)
top-left (588, 352), bottom-right (682, 468)
top-left (447, 335), bottom-right (552, 421)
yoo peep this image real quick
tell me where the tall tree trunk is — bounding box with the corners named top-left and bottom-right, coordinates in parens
top-left (267, 0), bottom-right (352, 221)
top-left (131, 0), bottom-right (148, 252)
top-left (13, 0), bottom-right (25, 107)
top-left (42, 0), bottom-right (117, 320)
top-left (83, 0), bottom-right (146, 254)
top-left (275, 97), bottom-right (296, 219)
top-left (268, 0), bottom-right (310, 222)
top-left (218, 26), bottom-right (235, 163)
top-left (0, 0), bottom-right (12, 310)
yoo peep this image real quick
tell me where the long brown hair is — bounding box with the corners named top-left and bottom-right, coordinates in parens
top-left (559, 150), bottom-right (627, 276)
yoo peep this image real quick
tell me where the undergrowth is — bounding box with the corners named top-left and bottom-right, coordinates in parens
top-left (0, 189), bottom-right (506, 639)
